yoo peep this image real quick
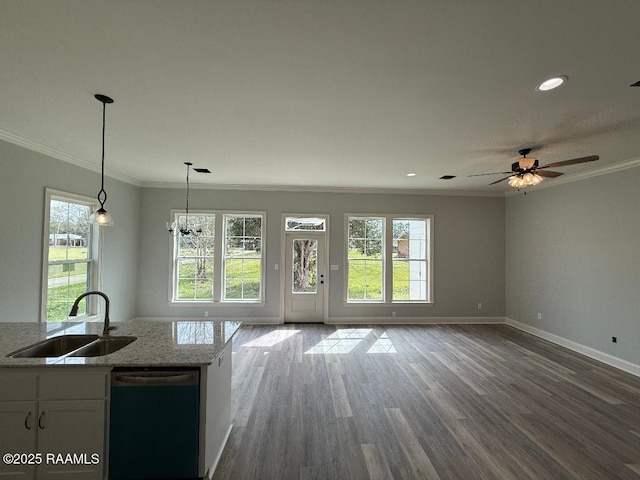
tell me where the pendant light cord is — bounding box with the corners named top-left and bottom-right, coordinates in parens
top-left (98, 100), bottom-right (107, 209)
top-left (185, 162), bottom-right (192, 224)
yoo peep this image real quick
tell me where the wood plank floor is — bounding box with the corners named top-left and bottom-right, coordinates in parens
top-left (212, 324), bottom-right (640, 480)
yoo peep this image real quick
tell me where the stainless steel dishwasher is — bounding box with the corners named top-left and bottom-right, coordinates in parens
top-left (109, 368), bottom-right (200, 480)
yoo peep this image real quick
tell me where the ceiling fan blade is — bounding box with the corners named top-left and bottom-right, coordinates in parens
top-left (539, 155), bottom-right (599, 169)
top-left (537, 170), bottom-right (563, 178)
top-left (468, 171), bottom-right (512, 177)
top-left (489, 176), bottom-right (511, 185)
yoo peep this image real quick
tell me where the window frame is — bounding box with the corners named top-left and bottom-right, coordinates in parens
top-left (345, 213), bottom-right (434, 305)
top-left (168, 209), bottom-right (266, 305)
top-left (221, 213), bottom-right (265, 303)
top-left (170, 210), bottom-right (216, 303)
top-left (346, 216), bottom-right (386, 302)
top-left (41, 188), bottom-right (101, 322)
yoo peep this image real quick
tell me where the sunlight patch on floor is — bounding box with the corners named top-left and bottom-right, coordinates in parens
top-left (367, 332), bottom-right (397, 354)
top-left (305, 328), bottom-right (396, 354)
top-left (242, 330), bottom-right (300, 347)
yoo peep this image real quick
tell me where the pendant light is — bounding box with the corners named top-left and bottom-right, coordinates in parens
top-left (167, 162), bottom-right (202, 237)
top-left (89, 94), bottom-right (115, 226)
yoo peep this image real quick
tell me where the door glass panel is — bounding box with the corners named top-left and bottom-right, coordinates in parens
top-left (292, 239), bottom-right (318, 293)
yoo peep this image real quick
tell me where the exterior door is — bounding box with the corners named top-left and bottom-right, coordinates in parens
top-left (284, 233), bottom-right (326, 323)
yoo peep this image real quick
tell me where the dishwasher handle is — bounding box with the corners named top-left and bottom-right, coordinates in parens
top-left (111, 371), bottom-right (199, 386)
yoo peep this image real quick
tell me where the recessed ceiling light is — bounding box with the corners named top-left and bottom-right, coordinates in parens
top-left (537, 75), bottom-right (568, 91)
top-left (406, 172), bottom-right (416, 177)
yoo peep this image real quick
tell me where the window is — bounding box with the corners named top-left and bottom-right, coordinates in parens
top-left (170, 211), bottom-right (264, 303)
top-left (346, 215), bottom-right (433, 303)
top-left (347, 217), bottom-right (385, 301)
top-left (392, 219), bottom-right (429, 301)
top-left (43, 190), bottom-right (99, 322)
top-left (172, 214), bottom-right (215, 301)
top-left (223, 215), bottom-right (263, 301)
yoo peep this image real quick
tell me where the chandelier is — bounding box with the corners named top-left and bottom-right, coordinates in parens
top-left (167, 162), bottom-right (202, 236)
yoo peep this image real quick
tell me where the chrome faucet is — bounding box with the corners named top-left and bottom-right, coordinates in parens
top-left (69, 290), bottom-right (117, 336)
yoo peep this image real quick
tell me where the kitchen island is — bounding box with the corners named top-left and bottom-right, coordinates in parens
top-left (0, 319), bottom-right (242, 480)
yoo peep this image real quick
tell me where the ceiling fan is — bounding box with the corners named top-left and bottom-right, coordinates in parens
top-left (470, 148), bottom-right (599, 188)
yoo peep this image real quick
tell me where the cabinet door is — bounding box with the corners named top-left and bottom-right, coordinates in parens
top-left (0, 401), bottom-right (37, 479)
top-left (36, 399), bottom-right (105, 480)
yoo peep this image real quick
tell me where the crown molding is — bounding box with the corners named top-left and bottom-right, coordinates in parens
top-left (142, 181), bottom-right (504, 197)
top-left (0, 127), bottom-right (142, 187)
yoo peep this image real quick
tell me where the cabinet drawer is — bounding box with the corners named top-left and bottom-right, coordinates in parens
top-left (0, 373), bottom-right (37, 401)
top-left (39, 373), bottom-right (106, 400)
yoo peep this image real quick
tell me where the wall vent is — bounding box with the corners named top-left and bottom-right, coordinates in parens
top-left (439, 175), bottom-right (456, 180)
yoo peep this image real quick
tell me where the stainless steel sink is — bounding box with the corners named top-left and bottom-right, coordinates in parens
top-left (67, 336), bottom-right (137, 357)
top-left (8, 334), bottom-right (100, 358)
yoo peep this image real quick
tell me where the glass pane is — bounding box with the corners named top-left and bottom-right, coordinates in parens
top-left (177, 258), bottom-right (213, 300)
top-left (177, 215), bottom-right (215, 256)
top-left (393, 260), bottom-right (427, 301)
top-left (224, 258), bottom-right (261, 300)
top-left (292, 239), bottom-right (317, 293)
top-left (348, 259), bottom-right (383, 300)
top-left (393, 219), bottom-right (426, 259)
top-left (49, 199), bottom-right (91, 262)
top-left (285, 217), bottom-right (326, 231)
top-left (47, 264), bottom-right (89, 321)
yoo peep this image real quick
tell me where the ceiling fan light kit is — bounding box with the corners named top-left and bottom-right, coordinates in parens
top-left (469, 147), bottom-right (599, 190)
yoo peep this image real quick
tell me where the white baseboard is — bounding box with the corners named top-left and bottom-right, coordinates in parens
top-left (327, 316), bottom-right (506, 325)
top-left (506, 317), bottom-right (640, 378)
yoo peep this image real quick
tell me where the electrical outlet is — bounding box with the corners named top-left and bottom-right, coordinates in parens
top-left (204, 311), bottom-right (209, 318)
top-left (612, 336), bottom-right (617, 343)
top-left (392, 311), bottom-right (397, 317)
top-left (537, 312), bottom-right (542, 320)
top-left (477, 303), bottom-right (482, 310)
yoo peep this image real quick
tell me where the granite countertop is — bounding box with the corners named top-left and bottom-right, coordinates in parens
top-left (0, 319), bottom-right (242, 368)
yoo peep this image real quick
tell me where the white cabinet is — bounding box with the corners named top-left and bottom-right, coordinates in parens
top-left (0, 369), bottom-right (108, 480)
top-left (201, 342), bottom-right (232, 479)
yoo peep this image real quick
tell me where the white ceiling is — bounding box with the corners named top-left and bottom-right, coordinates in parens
top-left (2, 1), bottom-right (640, 193)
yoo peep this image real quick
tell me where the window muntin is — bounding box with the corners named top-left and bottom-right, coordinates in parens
top-left (223, 215), bottom-right (263, 301)
top-left (173, 214), bottom-right (215, 301)
top-left (346, 215), bottom-right (432, 304)
top-left (44, 191), bottom-right (97, 322)
top-left (347, 217), bottom-right (385, 301)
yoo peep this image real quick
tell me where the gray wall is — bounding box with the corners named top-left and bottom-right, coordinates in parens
top-left (0, 140), bottom-right (141, 323)
top-left (137, 187), bottom-right (506, 321)
top-left (506, 166), bottom-right (640, 366)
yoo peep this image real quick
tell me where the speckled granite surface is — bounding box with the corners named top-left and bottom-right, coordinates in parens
top-left (0, 319), bottom-right (242, 367)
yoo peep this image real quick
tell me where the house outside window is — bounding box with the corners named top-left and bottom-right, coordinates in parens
top-left (346, 214), bottom-right (433, 304)
top-left (43, 189), bottom-right (99, 322)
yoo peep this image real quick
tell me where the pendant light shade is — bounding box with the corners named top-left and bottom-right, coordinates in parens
top-left (89, 94), bottom-right (114, 226)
